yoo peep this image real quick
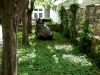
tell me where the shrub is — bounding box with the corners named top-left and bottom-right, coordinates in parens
top-left (77, 20), bottom-right (92, 53)
top-left (45, 19), bottom-right (56, 25)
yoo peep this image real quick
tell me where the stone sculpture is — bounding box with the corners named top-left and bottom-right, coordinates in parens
top-left (35, 18), bottom-right (53, 40)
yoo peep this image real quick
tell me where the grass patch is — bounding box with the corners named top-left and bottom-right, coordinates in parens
top-left (17, 31), bottom-right (100, 75)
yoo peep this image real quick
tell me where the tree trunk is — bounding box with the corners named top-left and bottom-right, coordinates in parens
top-left (0, 1), bottom-right (17, 75)
top-left (0, 0), bottom-right (28, 74)
top-left (1, 14), bottom-right (17, 75)
top-left (27, 1), bottom-right (34, 34)
top-left (27, 12), bottom-right (32, 34)
top-left (22, 9), bottom-right (29, 45)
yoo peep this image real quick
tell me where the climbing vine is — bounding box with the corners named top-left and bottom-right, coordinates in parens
top-left (69, 3), bottom-right (79, 43)
top-left (63, 18), bottom-right (70, 38)
top-left (58, 5), bottom-right (65, 33)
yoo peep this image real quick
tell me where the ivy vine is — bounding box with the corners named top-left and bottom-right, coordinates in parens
top-left (58, 5), bottom-right (65, 33)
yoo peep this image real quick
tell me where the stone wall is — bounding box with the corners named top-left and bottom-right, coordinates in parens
top-left (47, 24), bottom-right (58, 31)
top-left (18, 24), bottom-right (58, 32)
top-left (91, 36), bottom-right (100, 56)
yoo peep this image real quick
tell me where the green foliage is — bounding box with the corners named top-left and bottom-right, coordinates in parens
top-left (58, 24), bottom-right (63, 33)
top-left (17, 30), bottom-right (99, 75)
top-left (94, 56), bottom-right (100, 69)
top-left (35, 0), bottom-right (54, 10)
top-left (69, 2), bottom-right (79, 29)
top-left (58, 5), bottom-right (65, 21)
top-left (69, 3), bottom-right (79, 43)
top-left (32, 18), bottom-right (36, 21)
top-left (45, 19), bottom-right (56, 25)
top-left (70, 3), bottom-right (79, 17)
top-left (63, 19), bottom-right (70, 38)
top-left (77, 20), bottom-right (92, 53)
top-left (58, 5), bottom-right (65, 33)
top-left (69, 16), bottom-right (77, 43)
top-left (70, 17), bottom-right (76, 30)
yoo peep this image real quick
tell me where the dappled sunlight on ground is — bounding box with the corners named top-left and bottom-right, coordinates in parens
top-left (52, 54), bottom-right (59, 63)
top-left (62, 54), bottom-right (92, 66)
top-left (19, 51), bottom-right (36, 62)
top-left (17, 31), bottom-right (100, 75)
top-left (54, 44), bottom-right (73, 51)
top-left (47, 43), bottom-right (92, 67)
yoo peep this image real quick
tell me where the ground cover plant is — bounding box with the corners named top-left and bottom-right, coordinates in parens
top-left (17, 30), bottom-right (100, 75)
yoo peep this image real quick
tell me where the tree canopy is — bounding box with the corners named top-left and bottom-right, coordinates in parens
top-left (35, 0), bottom-right (54, 9)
